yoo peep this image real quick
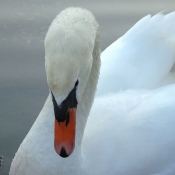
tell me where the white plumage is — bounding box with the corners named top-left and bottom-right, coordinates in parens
top-left (10, 7), bottom-right (175, 175)
top-left (97, 12), bottom-right (175, 96)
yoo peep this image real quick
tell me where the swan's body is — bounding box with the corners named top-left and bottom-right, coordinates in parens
top-left (10, 8), bottom-right (175, 175)
top-left (97, 12), bottom-right (175, 96)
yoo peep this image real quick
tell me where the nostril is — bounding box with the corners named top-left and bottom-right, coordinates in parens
top-left (60, 147), bottom-right (69, 158)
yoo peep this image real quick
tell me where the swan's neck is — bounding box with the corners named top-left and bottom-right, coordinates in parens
top-left (44, 27), bottom-right (100, 175)
top-left (43, 8), bottom-right (101, 174)
top-left (74, 29), bottom-right (101, 153)
top-left (52, 28), bottom-right (100, 175)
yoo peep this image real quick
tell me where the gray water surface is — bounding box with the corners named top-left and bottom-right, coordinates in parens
top-left (1, 0), bottom-right (175, 174)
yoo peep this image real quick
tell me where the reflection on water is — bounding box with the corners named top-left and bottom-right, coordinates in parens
top-left (0, 0), bottom-right (175, 174)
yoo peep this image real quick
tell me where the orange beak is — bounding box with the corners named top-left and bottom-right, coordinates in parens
top-left (54, 108), bottom-right (76, 158)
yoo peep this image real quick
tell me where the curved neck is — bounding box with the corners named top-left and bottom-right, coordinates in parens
top-left (51, 27), bottom-right (101, 175)
top-left (75, 28), bottom-right (101, 152)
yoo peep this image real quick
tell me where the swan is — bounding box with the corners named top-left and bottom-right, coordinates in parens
top-left (9, 7), bottom-right (175, 175)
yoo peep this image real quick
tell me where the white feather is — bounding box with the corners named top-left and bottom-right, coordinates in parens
top-left (10, 7), bottom-right (175, 175)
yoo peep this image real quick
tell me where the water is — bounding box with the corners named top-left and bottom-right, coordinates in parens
top-left (0, 0), bottom-right (175, 174)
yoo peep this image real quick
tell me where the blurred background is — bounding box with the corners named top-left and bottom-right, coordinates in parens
top-left (0, 0), bottom-right (175, 174)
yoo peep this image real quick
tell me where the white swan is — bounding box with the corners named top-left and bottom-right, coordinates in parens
top-left (10, 7), bottom-right (175, 175)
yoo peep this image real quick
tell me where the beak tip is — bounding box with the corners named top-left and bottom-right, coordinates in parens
top-left (54, 146), bottom-right (73, 158)
top-left (60, 147), bottom-right (69, 158)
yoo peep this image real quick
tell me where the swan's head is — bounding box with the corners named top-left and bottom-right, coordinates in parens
top-left (44, 7), bottom-right (100, 158)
